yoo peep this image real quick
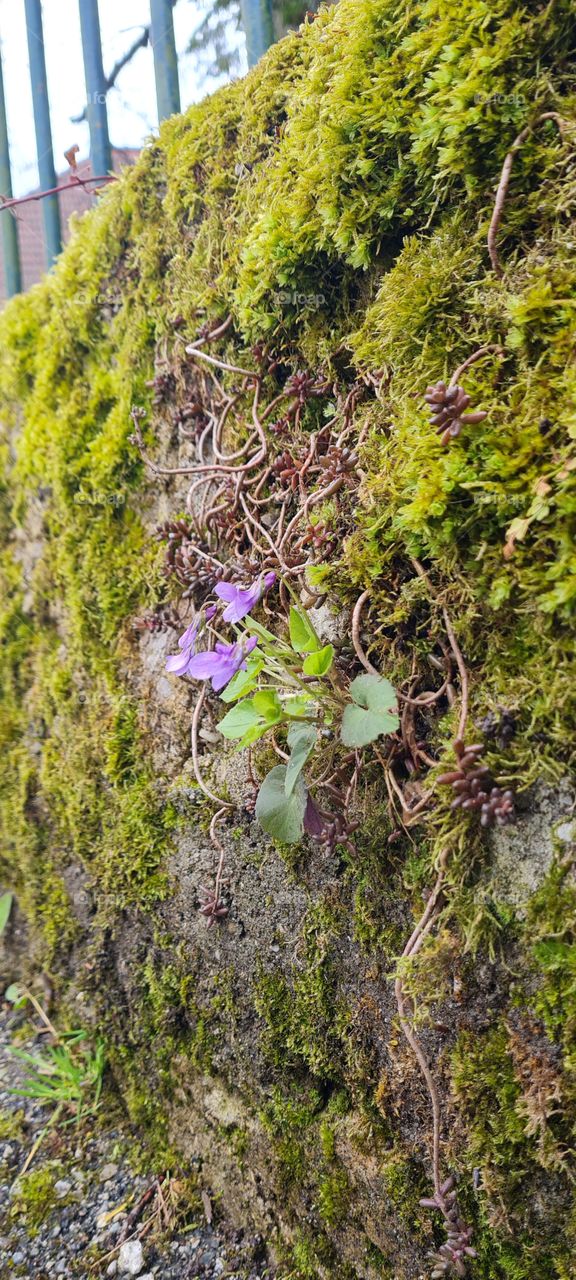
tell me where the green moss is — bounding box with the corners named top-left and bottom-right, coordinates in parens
top-left (381, 1150), bottom-right (429, 1231)
top-left (219, 1122), bottom-right (249, 1163)
top-left (280, 1224), bottom-right (358, 1280)
top-left (317, 1167), bottom-right (352, 1227)
top-left (10, 1166), bottom-right (63, 1233)
top-left (451, 1022), bottom-right (576, 1277)
top-left (0, 1107), bottom-right (25, 1142)
top-left (338, 805), bottom-right (406, 958)
top-left (525, 862), bottom-right (576, 1074)
top-left (254, 896), bottom-right (350, 1080)
top-left (320, 1119), bottom-right (336, 1161)
top-left (261, 1085), bottom-right (324, 1185)
top-left (452, 1025), bottom-right (533, 1184)
top-left (287, 1229), bottom-right (323, 1280)
top-left (0, 0), bottom-right (575, 1270)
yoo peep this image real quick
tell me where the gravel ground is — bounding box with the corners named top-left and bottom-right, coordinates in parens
top-left (0, 1006), bottom-right (273, 1280)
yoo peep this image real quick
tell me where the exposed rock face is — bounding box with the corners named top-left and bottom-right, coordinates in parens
top-left (489, 780), bottom-right (575, 916)
top-left (1, 2), bottom-right (576, 1278)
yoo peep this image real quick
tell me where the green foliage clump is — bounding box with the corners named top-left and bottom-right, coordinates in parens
top-left (261, 1084), bottom-right (325, 1186)
top-left (451, 1022), bottom-right (576, 1278)
top-left (451, 1026), bottom-right (528, 1182)
top-left (0, 1107), bottom-right (25, 1142)
top-left (381, 1149), bottom-right (429, 1231)
top-left (317, 1166), bottom-right (352, 1227)
top-left (10, 1166), bottom-right (63, 1233)
top-left (526, 863), bottom-right (576, 1074)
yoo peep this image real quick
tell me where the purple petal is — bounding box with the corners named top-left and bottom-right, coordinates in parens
top-left (211, 660), bottom-right (239, 691)
top-left (214, 582), bottom-right (238, 604)
top-left (186, 650), bottom-right (228, 680)
top-left (166, 648), bottom-right (194, 676)
top-left (215, 575), bottom-right (274, 624)
top-left (172, 638), bottom-right (259, 692)
top-left (178, 619), bottom-right (200, 651)
top-left (211, 638), bottom-right (258, 690)
top-left (223, 587), bottom-right (260, 623)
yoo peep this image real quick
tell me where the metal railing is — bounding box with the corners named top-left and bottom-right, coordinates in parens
top-left (0, 0), bottom-right (276, 299)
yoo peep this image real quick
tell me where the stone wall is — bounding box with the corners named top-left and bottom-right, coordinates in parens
top-left (1, 2), bottom-right (576, 1276)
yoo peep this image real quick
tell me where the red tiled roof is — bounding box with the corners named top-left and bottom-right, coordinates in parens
top-left (0, 147), bottom-right (139, 303)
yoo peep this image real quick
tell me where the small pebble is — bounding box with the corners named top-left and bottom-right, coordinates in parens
top-left (118, 1239), bottom-right (144, 1276)
top-left (106, 1264), bottom-right (118, 1277)
top-left (99, 1161), bottom-right (119, 1182)
top-left (54, 1179), bottom-right (72, 1198)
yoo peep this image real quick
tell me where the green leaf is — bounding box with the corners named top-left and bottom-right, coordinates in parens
top-left (5, 983), bottom-right (26, 1006)
top-left (283, 695), bottom-right (314, 717)
top-left (255, 765), bottom-right (307, 843)
top-left (218, 699), bottom-right (262, 740)
top-left (218, 691), bottom-right (285, 748)
top-left (349, 673), bottom-right (397, 714)
top-left (244, 618), bottom-right (279, 645)
top-left (0, 892), bottom-right (13, 935)
top-left (340, 673), bottom-right (398, 746)
top-left (285, 724), bottom-right (317, 796)
top-left (253, 689), bottom-right (283, 722)
top-left (219, 655), bottom-right (263, 703)
top-left (302, 644), bottom-right (334, 677)
top-left (341, 705), bottom-right (388, 747)
top-left (289, 606), bottom-right (320, 654)
top-left (237, 721), bottom-right (275, 748)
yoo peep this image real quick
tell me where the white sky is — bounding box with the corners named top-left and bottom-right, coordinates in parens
top-left (0, 0), bottom-right (246, 196)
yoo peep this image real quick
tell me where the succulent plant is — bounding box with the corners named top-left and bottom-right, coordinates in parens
top-left (437, 739), bottom-right (515, 827)
top-left (421, 1177), bottom-right (476, 1277)
top-left (424, 381), bottom-right (487, 445)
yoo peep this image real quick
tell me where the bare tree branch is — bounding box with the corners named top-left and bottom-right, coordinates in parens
top-left (71, 27), bottom-right (150, 123)
top-left (71, 1), bottom-right (179, 125)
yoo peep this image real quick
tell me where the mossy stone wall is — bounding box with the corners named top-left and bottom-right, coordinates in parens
top-left (1, 2), bottom-right (576, 1277)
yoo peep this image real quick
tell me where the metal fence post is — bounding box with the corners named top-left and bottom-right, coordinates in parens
top-left (0, 41), bottom-right (21, 297)
top-left (150, 0), bottom-right (181, 122)
top-left (240, 0), bottom-right (274, 67)
top-left (24, 0), bottom-right (62, 267)
top-left (78, 0), bottom-right (112, 177)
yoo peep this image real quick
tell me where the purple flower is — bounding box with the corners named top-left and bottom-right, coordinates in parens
top-left (166, 614), bottom-right (205, 676)
top-left (215, 572), bottom-right (276, 624)
top-left (166, 647), bottom-right (196, 676)
top-left (186, 637), bottom-right (258, 692)
top-left (177, 618), bottom-right (200, 650)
